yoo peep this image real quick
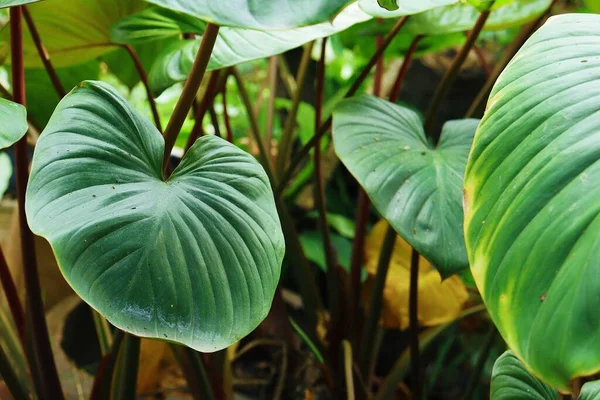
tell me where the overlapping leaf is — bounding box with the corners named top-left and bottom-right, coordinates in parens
top-left (333, 95), bottom-right (478, 276)
top-left (141, 3), bottom-right (371, 95)
top-left (359, 0), bottom-right (458, 18)
top-left (26, 81), bottom-right (285, 352)
top-left (464, 14), bottom-right (600, 391)
top-left (0, 97), bottom-right (27, 150)
top-left (491, 351), bottom-right (558, 400)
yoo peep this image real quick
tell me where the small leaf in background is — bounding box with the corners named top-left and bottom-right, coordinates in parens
top-left (491, 351), bottom-right (559, 400)
top-left (145, 0), bottom-right (351, 30)
top-left (359, 0), bottom-right (458, 18)
top-left (363, 220), bottom-right (468, 331)
top-left (26, 81), bottom-right (285, 352)
top-left (299, 231), bottom-right (352, 273)
top-left (464, 14), bottom-right (600, 391)
top-left (333, 94), bottom-right (479, 277)
top-left (0, 153), bottom-right (11, 198)
top-left (0, 98), bottom-right (27, 150)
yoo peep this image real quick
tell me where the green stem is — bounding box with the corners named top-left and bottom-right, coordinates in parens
top-left (277, 42), bottom-right (315, 177)
top-left (265, 56), bottom-right (278, 153)
top-left (0, 341), bottom-right (29, 400)
top-left (172, 345), bottom-right (215, 400)
top-left (163, 23), bottom-right (220, 169)
top-left (90, 330), bottom-right (125, 400)
top-left (0, 247), bottom-right (25, 346)
top-left (122, 44), bottom-right (162, 132)
top-left (22, 5), bottom-right (65, 97)
top-left (462, 326), bottom-right (497, 400)
top-left (92, 309), bottom-right (112, 357)
top-left (231, 67), bottom-right (276, 183)
top-left (111, 334), bottom-right (140, 400)
top-left (10, 7), bottom-right (64, 400)
top-left (409, 248), bottom-right (421, 399)
top-left (343, 341), bottom-right (356, 400)
top-left (423, 11), bottom-right (490, 140)
top-left (359, 225), bottom-right (396, 376)
top-left (274, 16), bottom-right (409, 196)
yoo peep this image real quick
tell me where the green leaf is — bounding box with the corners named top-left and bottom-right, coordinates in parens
top-left (0, 152), bottom-right (11, 197)
top-left (491, 351), bottom-right (559, 400)
top-left (147, 3), bottom-right (371, 95)
top-left (299, 231), bottom-right (352, 272)
top-left (0, 0), bottom-right (41, 7)
top-left (0, 0), bottom-right (145, 68)
top-left (464, 14), bottom-right (600, 391)
top-left (359, 0), bottom-right (458, 18)
top-left (145, 0), bottom-right (352, 30)
top-left (468, 0), bottom-right (516, 11)
top-left (332, 95), bottom-right (478, 277)
top-left (26, 81), bottom-right (285, 352)
top-left (403, 0), bottom-right (551, 36)
top-left (110, 6), bottom-right (206, 45)
top-left (0, 97), bottom-right (27, 149)
top-left (581, 381), bottom-right (600, 400)
top-left (584, 0), bottom-right (600, 12)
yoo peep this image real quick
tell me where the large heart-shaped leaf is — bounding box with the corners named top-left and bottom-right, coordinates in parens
top-left (0, 97), bottom-right (27, 150)
top-left (145, 0), bottom-right (352, 30)
top-left (464, 14), bottom-right (600, 390)
top-left (145, 3), bottom-right (371, 96)
top-left (332, 95), bottom-right (479, 277)
top-left (491, 351), bottom-right (559, 400)
top-left (0, 0), bottom-right (42, 7)
top-left (358, 0), bottom-right (458, 18)
top-left (0, 152), bottom-right (11, 198)
top-left (0, 0), bottom-right (145, 68)
top-left (26, 81), bottom-right (285, 352)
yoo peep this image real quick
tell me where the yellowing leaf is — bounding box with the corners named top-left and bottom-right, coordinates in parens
top-left (364, 220), bottom-right (468, 330)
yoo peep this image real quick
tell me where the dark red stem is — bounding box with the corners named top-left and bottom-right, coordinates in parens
top-left (221, 79), bottom-right (234, 143)
top-left (10, 6), bottom-right (64, 400)
top-left (185, 71), bottom-right (220, 151)
top-left (0, 248), bottom-right (25, 345)
top-left (22, 6), bottom-right (65, 97)
top-left (122, 44), bottom-right (162, 132)
top-left (389, 35), bottom-right (423, 103)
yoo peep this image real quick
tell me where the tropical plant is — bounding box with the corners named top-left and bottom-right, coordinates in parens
top-left (0, 0), bottom-right (596, 399)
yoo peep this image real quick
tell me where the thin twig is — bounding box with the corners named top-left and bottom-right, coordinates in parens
top-left (22, 6), bottom-right (65, 97)
top-left (163, 23), bottom-right (220, 169)
top-left (122, 44), bottom-right (162, 132)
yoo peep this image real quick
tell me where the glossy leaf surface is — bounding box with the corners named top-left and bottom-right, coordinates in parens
top-left (491, 351), bottom-right (558, 400)
top-left (146, 3), bottom-right (371, 95)
top-left (145, 0), bottom-right (351, 30)
top-left (26, 81), bottom-right (284, 352)
top-left (0, 97), bottom-right (27, 150)
top-left (464, 14), bottom-right (600, 390)
top-left (333, 94), bottom-right (478, 276)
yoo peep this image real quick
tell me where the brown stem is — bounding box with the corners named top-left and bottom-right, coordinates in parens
top-left (221, 78), bottom-right (234, 143)
top-left (122, 44), bottom-right (162, 132)
top-left (208, 104), bottom-right (221, 138)
top-left (10, 6), bottom-right (64, 400)
top-left (471, 43), bottom-right (491, 78)
top-left (275, 16), bottom-right (410, 197)
top-left (424, 11), bottom-right (491, 140)
top-left (465, 0), bottom-right (556, 118)
top-left (186, 71), bottom-right (221, 151)
top-left (389, 35), bottom-right (423, 103)
top-left (163, 23), bottom-right (220, 169)
top-left (409, 248), bottom-right (420, 399)
top-left (373, 35), bottom-right (384, 96)
top-left (22, 6), bottom-right (65, 97)
top-left (0, 248), bottom-right (25, 345)
top-left (314, 37), bottom-right (342, 376)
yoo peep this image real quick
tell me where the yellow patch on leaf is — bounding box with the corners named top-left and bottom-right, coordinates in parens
top-left (364, 220), bottom-right (469, 330)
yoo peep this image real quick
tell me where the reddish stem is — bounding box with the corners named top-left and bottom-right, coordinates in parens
top-left (10, 6), bottom-right (64, 399)
top-left (22, 6), bottom-right (65, 97)
top-left (122, 44), bottom-right (162, 132)
top-left (471, 43), bottom-right (492, 78)
top-left (0, 248), bottom-right (25, 345)
top-left (221, 80), bottom-right (234, 143)
top-left (185, 71), bottom-right (220, 151)
top-left (389, 35), bottom-right (423, 103)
